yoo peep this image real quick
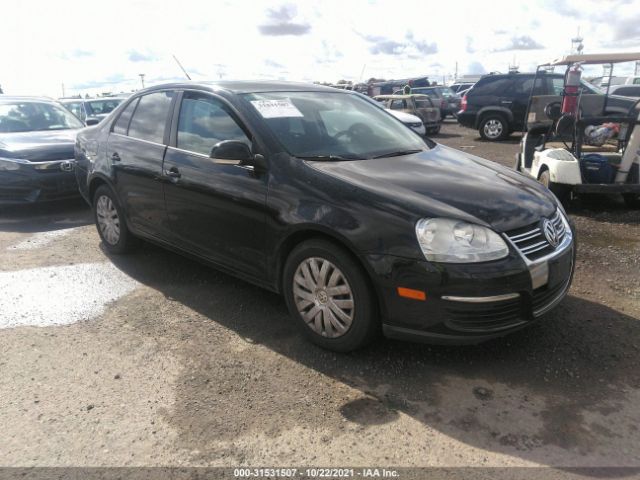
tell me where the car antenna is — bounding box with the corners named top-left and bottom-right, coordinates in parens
top-left (172, 55), bottom-right (192, 80)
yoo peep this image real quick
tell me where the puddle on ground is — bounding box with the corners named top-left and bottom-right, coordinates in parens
top-left (7, 228), bottom-right (77, 251)
top-left (0, 262), bottom-right (138, 329)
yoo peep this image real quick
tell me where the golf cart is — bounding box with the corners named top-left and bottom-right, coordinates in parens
top-left (516, 52), bottom-right (640, 208)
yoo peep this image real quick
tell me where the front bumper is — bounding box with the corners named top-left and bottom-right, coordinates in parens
top-left (0, 160), bottom-right (78, 205)
top-left (363, 220), bottom-right (575, 344)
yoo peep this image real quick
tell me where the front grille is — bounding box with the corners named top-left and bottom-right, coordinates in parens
top-left (505, 210), bottom-right (566, 261)
top-left (444, 296), bottom-right (526, 333)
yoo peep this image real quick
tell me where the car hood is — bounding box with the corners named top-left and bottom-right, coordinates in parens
top-left (387, 109), bottom-right (422, 124)
top-left (0, 129), bottom-right (78, 161)
top-left (307, 144), bottom-right (557, 233)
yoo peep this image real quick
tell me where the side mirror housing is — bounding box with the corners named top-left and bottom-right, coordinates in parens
top-left (85, 117), bottom-right (100, 126)
top-left (210, 140), bottom-right (253, 162)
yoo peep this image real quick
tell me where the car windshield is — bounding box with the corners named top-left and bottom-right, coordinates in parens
top-left (244, 91), bottom-right (427, 159)
top-left (0, 102), bottom-right (84, 133)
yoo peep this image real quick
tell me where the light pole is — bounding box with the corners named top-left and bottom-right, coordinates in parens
top-left (139, 73), bottom-right (145, 89)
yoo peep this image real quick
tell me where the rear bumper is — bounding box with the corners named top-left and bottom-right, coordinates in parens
top-left (456, 112), bottom-right (476, 128)
top-left (0, 161), bottom-right (79, 205)
top-left (362, 229), bottom-right (575, 344)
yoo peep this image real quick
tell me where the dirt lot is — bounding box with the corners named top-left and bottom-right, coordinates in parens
top-left (0, 119), bottom-right (639, 472)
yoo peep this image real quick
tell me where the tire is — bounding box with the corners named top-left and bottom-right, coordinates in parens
top-left (283, 239), bottom-right (379, 352)
top-left (623, 164), bottom-right (640, 209)
top-left (429, 125), bottom-right (441, 135)
top-left (479, 114), bottom-right (509, 141)
top-left (538, 169), bottom-right (570, 206)
top-left (93, 184), bottom-right (136, 254)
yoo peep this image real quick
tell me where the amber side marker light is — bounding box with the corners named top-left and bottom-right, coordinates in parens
top-left (397, 287), bottom-right (427, 301)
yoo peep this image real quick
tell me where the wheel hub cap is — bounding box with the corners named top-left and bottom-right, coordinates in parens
top-left (96, 195), bottom-right (120, 246)
top-left (293, 257), bottom-right (354, 338)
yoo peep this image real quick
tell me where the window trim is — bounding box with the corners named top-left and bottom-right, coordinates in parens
top-left (169, 89), bottom-right (254, 157)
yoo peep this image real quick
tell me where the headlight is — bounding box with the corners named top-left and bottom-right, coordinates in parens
top-left (415, 218), bottom-right (509, 263)
top-left (0, 157), bottom-right (22, 171)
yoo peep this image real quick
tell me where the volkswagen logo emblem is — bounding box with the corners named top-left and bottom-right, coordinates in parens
top-left (542, 218), bottom-right (560, 248)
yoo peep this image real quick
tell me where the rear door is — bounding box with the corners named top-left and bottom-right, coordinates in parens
top-left (162, 91), bottom-right (268, 279)
top-left (507, 76), bottom-right (544, 130)
top-left (107, 90), bottom-right (175, 235)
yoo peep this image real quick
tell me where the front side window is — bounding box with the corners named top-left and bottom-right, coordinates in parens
top-left (389, 99), bottom-right (406, 110)
top-left (127, 91), bottom-right (174, 143)
top-left (243, 91), bottom-right (426, 159)
top-left (177, 93), bottom-right (250, 156)
top-left (63, 102), bottom-right (83, 120)
top-left (473, 78), bottom-right (513, 96)
top-left (0, 102), bottom-right (83, 133)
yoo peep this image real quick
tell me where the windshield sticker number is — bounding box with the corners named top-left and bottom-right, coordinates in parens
top-left (251, 99), bottom-right (303, 118)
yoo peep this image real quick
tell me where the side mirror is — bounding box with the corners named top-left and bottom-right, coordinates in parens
top-left (85, 117), bottom-right (100, 126)
top-left (210, 140), bottom-right (252, 162)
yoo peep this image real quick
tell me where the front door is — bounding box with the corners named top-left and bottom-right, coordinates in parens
top-left (162, 91), bottom-right (268, 280)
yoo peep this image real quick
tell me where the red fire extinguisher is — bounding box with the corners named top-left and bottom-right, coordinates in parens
top-left (561, 64), bottom-right (582, 116)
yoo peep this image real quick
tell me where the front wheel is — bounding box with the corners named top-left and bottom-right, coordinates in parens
top-left (283, 239), bottom-right (379, 352)
top-left (539, 169), bottom-right (570, 206)
top-left (93, 185), bottom-right (136, 254)
top-left (479, 115), bottom-right (509, 141)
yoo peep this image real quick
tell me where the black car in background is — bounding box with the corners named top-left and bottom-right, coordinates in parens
top-left (457, 72), bottom-right (635, 141)
top-left (60, 97), bottom-right (126, 125)
top-left (75, 81), bottom-right (574, 352)
top-left (0, 97), bottom-right (83, 204)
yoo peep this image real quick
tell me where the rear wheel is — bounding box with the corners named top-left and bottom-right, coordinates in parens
top-left (623, 165), bottom-right (640, 209)
top-left (429, 125), bottom-right (441, 135)
top-left (283, 239), bottom-right (378, 352)
top-left (539, 169), bottom-right (570, 205)
top-left (479, 114), bottom-right (509, 141)
top-left (93, 185), bottom-right (136, 254)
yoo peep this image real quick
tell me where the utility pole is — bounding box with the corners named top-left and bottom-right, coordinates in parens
top-left (635, 61), bottom-right (640, 76)
top-left (61, 82), bottom-right (65, 98)
top-left (571, 27), bottom-right (584, 55)
top-left (138, 73), bottom-right (146, 89)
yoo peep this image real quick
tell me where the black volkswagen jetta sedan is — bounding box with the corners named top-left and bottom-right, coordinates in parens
top-left (75, 81), bottom-right (575, 352)
top-left (1, 97), bottom-right (83, 204)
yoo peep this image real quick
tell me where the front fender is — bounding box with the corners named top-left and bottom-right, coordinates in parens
top-left (532, 149), bottom-right (582, 185)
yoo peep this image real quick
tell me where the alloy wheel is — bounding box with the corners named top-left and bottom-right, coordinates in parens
top-left (96, 195), bottom-right (120, 245)
top-left (292, 257), bottom-right (355, 338)
top-left (484, 119), bottom-right (504, 139)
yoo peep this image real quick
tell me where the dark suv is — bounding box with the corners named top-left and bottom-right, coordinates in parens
top-left (457, 72), bottom-right (633, 141)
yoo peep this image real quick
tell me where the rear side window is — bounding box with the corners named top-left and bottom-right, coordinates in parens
top-left (112, 98), bottom-right (139, 135)
top-left (177, 93), bottom-right (250, 156)
top-left (472, 78), bottom-right (513, 95)
top-left (512, 76), bottom-right (544, 95)
top-left (389, 99), bottom-right (406, 110)
top-left (614, 86), bottom-right (640, 97)
top-left (63, 102), bottom-right (83, 120)
top-left (127, 91), bottom-right (174, 144)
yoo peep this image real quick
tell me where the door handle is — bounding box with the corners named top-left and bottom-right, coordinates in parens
top-left (501, 100), bottom-right (513, 104)
top-left (165, 167), bottom-right (181, 179)
top-left (111, 152), bottom-right (121, 161)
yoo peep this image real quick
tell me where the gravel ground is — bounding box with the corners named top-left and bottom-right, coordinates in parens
top-left (0, 119), bottom-right (638, 472)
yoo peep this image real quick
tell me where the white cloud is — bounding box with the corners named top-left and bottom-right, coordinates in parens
top-left (0, 0), bottom-right (639, 97)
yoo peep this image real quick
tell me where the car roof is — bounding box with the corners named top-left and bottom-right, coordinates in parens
top-left (141, 80), bottom-right (339, 95)
top-left (0, 96), bottom-right (57, 104)
top-left (374, 94), bottom-right (431, 99)
top-left (542, 52), bottom-right (640, 66)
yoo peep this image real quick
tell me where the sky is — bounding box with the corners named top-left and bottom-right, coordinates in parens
top-left (1, 0), bottom-right (639, 98)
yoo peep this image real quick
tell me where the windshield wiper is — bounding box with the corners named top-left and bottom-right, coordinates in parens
top-left (372, 149), bottom-right (423, 159)
top-left (297, 154), bottom-right (365, 161)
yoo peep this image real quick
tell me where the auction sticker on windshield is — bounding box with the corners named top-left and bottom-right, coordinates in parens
top-left (251, 99), bottom-right (303, 118)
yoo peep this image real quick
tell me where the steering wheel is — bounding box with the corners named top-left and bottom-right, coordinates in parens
top-left (335, 122), bottom-right (373, 142)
